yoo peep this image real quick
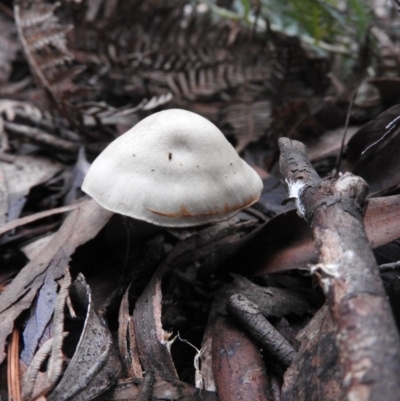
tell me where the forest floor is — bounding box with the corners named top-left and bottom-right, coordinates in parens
top-left (1, 1), bottom-right (400, 401)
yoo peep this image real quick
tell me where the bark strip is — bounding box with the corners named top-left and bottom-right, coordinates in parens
top-left (278, 137), bottom-right (400, 401)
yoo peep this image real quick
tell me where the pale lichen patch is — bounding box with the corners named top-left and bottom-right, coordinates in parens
top-left (285, 178), bottom-right (306, 218)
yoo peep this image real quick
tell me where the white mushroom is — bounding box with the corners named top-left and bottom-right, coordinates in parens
top-left (82, 109), bottom-right (263, 227)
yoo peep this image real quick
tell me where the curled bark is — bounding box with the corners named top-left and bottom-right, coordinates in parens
top-left (132, 267), bottom-right (178, 381)
top-left (278, 137), bottom-right (400, 401)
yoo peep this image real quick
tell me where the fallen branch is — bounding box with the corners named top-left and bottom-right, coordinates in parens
top-left (279, 137), bottom-right (400, 401)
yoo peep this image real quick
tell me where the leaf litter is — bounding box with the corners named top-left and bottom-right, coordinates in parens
top-left (2, 1), bottom-right (400, 400)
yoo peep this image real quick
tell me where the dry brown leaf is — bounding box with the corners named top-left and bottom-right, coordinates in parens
top-left (239, 195), bottom-right (400, 275)
top-left (0, 12), bottom-right (20, 84)
top-left (48, 274), bottom-right (122, 401)
top-left (0, 199), bottom-right (113, 364)
top-left (346, 105), bottom-right (400, 195)
top-left (1, 154), bottom-right (62, 228)
top-left (0, 203), bottom-right (82, 238)
top-left (307, 126), bottom-right (360, 162)
top-left (14, 0), bottom-right (83, 110)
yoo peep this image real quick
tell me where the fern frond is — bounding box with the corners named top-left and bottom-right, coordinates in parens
top-left (18, 2), bottom-right (60, 29)
top-left (221, 101), bottom-right (272, 152)
top-left (26, 26), bottom-right (72, 52)
top-left (14, 0), bottom-right (84, 113)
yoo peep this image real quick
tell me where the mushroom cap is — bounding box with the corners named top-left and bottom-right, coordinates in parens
top-left (82, 109), bottom-right (263, 227)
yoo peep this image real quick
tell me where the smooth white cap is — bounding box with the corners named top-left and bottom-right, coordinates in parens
top-left (82, 109), bottom-right (263, 227)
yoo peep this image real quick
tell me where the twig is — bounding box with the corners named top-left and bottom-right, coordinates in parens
top-left (379, 260), bottom-right (400, 273)
top-left (279, 137), bottom-right (400, 401)
top-left (136, 371), bottom-right (155, 401)
top-left (335, 89), bottom-right (357, 175)
top-left (227, 294), bottom-right (296, 368)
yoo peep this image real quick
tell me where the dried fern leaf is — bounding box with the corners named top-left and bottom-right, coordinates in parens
top-left (14, 0), bottom-right (83, 110)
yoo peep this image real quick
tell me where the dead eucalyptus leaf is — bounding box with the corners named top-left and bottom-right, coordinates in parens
top-left (307, 126), bottom-right (360, 162)
top-left (239, 195), bottom-right (400, 275)
top-left (20, 234), bottom-right (55, 261)
top-left (48, 274), bottom-right (122, 401)
top-left (1, 155), bottom-right (62, 227)
top-left (364, 195), bottom-right (400, 248)
top-left (0, 203), bottom-right (82, 239)
top-left (369, 77), bottom-right (400, 104)
top-left (0, 12), bottom-right (19, 85)
top-left (346, 105), bottom-right (400, 195)
top-left (0, 199), bottom-right (113, 364)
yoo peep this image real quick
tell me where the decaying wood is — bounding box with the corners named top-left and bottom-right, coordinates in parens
top-left (227, 294), bottom-right (296, 368)
top-left (202, 276), bottom-right (312, 401)
top-left (282, 304), bottom-right (345, 401)
top-left (279, 137), bottom-right (400, 401)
